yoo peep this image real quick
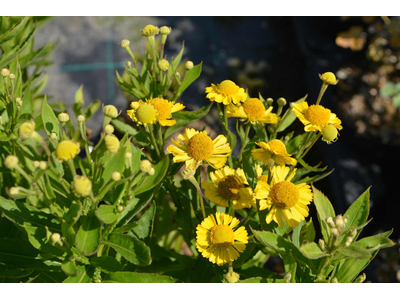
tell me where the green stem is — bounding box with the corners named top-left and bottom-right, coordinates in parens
top-left (148, 124), bottom-right (161, 158)
top-left (299, 133), bottom-right (321, 159)
top-left (316, 83), bottom-right (328, 106)
top-left (238, 122), bottom-right (251, 165)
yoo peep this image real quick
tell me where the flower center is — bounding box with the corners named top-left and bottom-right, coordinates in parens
top-left (186, 133), bottom-right (214, 160)
top-left (242, 98), bottom-right (265, 120)
top-left (218, 80), bottom-right (239, 95)
top-left (304, 105), bottom-right (330, 128)
top-left (210, 225), bottom-right (234, 248)
top-left (150, 98), bottom-right (171, 120)
top-left (270, 181), bottom-right (299, 209)
top-left (267, 139), bottom-right (287, 154)
top-left (217, 175), bottom-right (243, 200)
top-left (136, 103), bottom-right (157, 124)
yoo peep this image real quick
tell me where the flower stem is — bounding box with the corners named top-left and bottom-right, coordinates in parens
top-left (148, 124), bottom-right (161, 158)
top-left (238, 122), bottom-right (251, 165)
top-left (316, 83), bottom-right (328, 105)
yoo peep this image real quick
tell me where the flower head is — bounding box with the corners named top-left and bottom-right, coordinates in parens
top-left (158, 59), bottom-right (169, 71)
top-left (292, 101), bottom-right (342, 133)
top-left (252, 139), bottom-right (296, 166)
top-left (19, 121), bottom-right (35, 139)
top-left (104, 134), bottom-right (120, 153)
top-left (319, 72), bottom-right (339, 85)
top-left (254, 165), bottom-right (313, 228)
top-left (128, 98), bottom-right (185, 127)
top-left (205, 80), bottom-right (247, 105)
top-left (227, 97), bottom-right (279, 124)
top-left (56, 140), bottom-right (80, 161)
top-left (202, 166), bottom-right (252, 210)
top-left (140, 25), bottom-right (159, 37)
top-left (119, 39), bottom-right (130, 49)
top-left (167, 128), bottom-right (231, 169)
top-left (196, 212), bottom-right (248, 265)
top-left (72, 176), bottom-right (92, 197)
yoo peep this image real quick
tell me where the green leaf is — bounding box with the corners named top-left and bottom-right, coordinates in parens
top-left (63, 265), bottom-right (93, 283)
top-left (84, 99), bottom-right (101, 120)
top-left (277, 94), bottom-right (307, 132)
top-left (342, 187), bottom-right (370, 241)
top-left (107, 271), bottom-right (181, 283)
top-left (286, 133), bottom-right (304, 154)
top-left (75, 84), bottom-right (84, 104)
top-left (23, 225), bottom-right (65, 257)
top-left (299, 218), bottom-right (316, 245)
top-left (300, 242), bottom-right (327, 259)
top-left (164, 103), bottom-right (213, 138)
top-left (0, 16), bottom-right (29, 44)
top-left (75, 215), bottom-right (101, 256)
top-left (64, 202), bottom-right (82, 226)
top-left (131, 201), bottom-right (156, 240)
top-left (168, 41), bottom-right (184, 77)
top-left (95, 205), bottom-right (121, 224)
top-left (283, 251), bottom-right (297, 283)
top-left (353, 235), bottom-right (395, 251)
top-left (61, 257), bottom-right (78, 276)
top-left (239, 277), bottom-right (285, 283)
top-left (41, 95), bottom-right (61, 138)
top-left (336, 245), bottom-right (371, 260)
top-left (297, 158), bottom-right (327, 172)
top-left (97, 145), bottom-right (126, 191)
top-left (0, 264), bottom-right (34, 279)
top-left (312, 186), bottom-right (335, 242)
top-left (133, 155), bottom-right (170, 196)
top-left (90, 256), bottom-right (123, 274)
top-left (295, 169), bottom-right (334, 184)
top-left (102, 234), bottom-right (151, 266)
top-left (178, 62), bottom-right (202, 94)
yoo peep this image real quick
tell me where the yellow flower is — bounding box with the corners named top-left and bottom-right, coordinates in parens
top-left (56, 140), bottom-right (80, 161)
top-left (127, 98), bottom-right (184, 127)
top-left (201, 166), bottom-right (252, 210)
top-left (196, 212), bottom-right (248, 266)
top-left (255, 163), bottom-right (268, 182)
top-left (254, 165), bottom-right (313, 228)
top-left (72, 176), bottom-right (92, 197)
top-left (227, 98), bottom-right (279, 124)
top-left (104, 134), bottom-right (120, 153)
top-left (167, 128), bottom-right (231, 169)
top-left (205, 80), bottom-right (247, 105)
top-left (292, 101), bottom-right (342, 133)
top-left (251, 139), bottom-right (296, 166)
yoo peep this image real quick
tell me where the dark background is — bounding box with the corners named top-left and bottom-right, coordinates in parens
top-left (35, 16), bottom-right (400, 282)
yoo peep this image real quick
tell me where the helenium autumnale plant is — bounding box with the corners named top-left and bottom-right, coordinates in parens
top-left (0, 22), bottom-right (395, 283)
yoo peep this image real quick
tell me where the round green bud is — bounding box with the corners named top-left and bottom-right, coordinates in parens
top-left (9, 187), bottom-right (20, 196)
top-left (72, 176), bottom-right (92, 198)
top-left (50, 132), bottom-right (58, 141)
top-left (319, 72), bottom-right (338, 85)
top-left (16, 97), bottom-right (22, 107)
top-left (120, 39), bottom-right (130, 49)
top-left (141, 25), bottom-right (159, 37)
top-left (112, 171), bottom-right (121, 181)
top-left (185, 61), bottom-right (194, 70)
top-left (160, 26), bottom-right (171, 35)
top-left (39, 161), bottom-right (48, 170)
top-left (126, 61), bottom-right (132, 67)
top-left (158, 59), bottom-right (170, 72)
top-left (103, 105), bottom-right (119, 118)
top-left (77, 115), bottom-right (85, 123)
top-left (140, 160), bottom-right (152, 174)
top-left (277, 97), bottom-right (287, 106)
top-left (58, 112), bottom-right (70, 123)
top-left (266, 98), bottom-right (274, 106)
top-left (104, 124), bottom-right (114, 134)
top-left (322, 124), bottom-right (339, 144)
top-left (117, 205), bottom-right (124, 212)
top-left (104, 134), bottom-right (120, 154)
top-left (9, 74), bottom-right (15, 80)
top-left (5, 155), bottom-right (19, 169)
top-left (19, 121), bottom-right (35, 139)
top-left (1, 68), bottom-right (10, 77)
top-left (33, 161), bottom-right (40, 168)
top-left (51, 233), bottom-right (61, 244)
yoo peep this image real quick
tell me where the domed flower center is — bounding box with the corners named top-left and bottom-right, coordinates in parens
top-left (270, 181), bottom-right (299, 209)
top-left (136, 103), bottom-right (157, 124)
top-left (150, 98), bottom-right (171, 120)
top-left (267, 139), bottom-right (287, 154)
top-left (242, 98), bottom-right (265, 120)
top-left (218, 80), bottom-right (239, 95)
top-left (186, 133), bottom-right (214, 160)
top-left (304, 105), bottom-right (330, 128)
top-left (210, 225), bottom-right (234, 248)
top-left (218, 175), bottom-right (243, 200)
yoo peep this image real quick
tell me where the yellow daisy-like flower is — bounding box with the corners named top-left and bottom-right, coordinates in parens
top-left (167, 128), bottom-right (231, 169)
top-left (251, 139), bottom-right (297, 166)
top-left (205, 80), bottom-right (247, 105)
top-left (292, 101), bottom-right (343, 133)
top-left (56, 140), bottom-right (80, 162)
top-left (127, 98), bottom-right (185, 127)
top-left (227, 98), bottom-right (279, 124)
top-left (196, 212), bottom-right (248, 266)
top-left (201, 166), bottom-right (252, 210)
top-left (254, 165), bottom-right (313, 228)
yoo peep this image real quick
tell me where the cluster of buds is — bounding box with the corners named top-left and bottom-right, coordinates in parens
top-left (326, 215), bottom-right (353, 247)
top-left (140, 160), bottom-right (155, 176)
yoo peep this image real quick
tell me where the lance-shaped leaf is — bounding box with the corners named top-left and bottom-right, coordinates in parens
top-left (95, 205), bottom-right (121, 224)
top-left (107, 271), bottom-right (181, 283)
top-left (312, 186), bottom-right (335, 243)
top-left (300, 242), bottom-right (328, 259)
top-left (41, 95), bottom-right (61, 138)
top-left (75, 215), bottom-right (101, 256)
top-left (90, 256), bottom-right (123, 274)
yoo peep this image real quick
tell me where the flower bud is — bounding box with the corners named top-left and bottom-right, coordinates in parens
top-left (344, 236), bottom-right (353, 247)
top-left (72, 176), bottom-right (92, 197)
top-left (331, 277), bottom-right (338, 283)
top-left (354, 273), bottom-right (366, 283)
top-left (266, 98), bottom-right (274, 106)
top-left (182, 168), bottom-right (196, 180)
top-left (319, 72), bottom-right (339, 85)
top-left (104, 124), bottom-right (114, 134)
top-left (158, 59), bottom-right (170, 71)
top-left (33, 161), bottom-right (40, 168)
top-left (160, 26), bottom-right (171, 35)
top-left (120, 39), bottom-right (130, 49)
top-left (117, 205), bottom-right (124, 212)
top-left (330, 228), bottom-right (339, 237)
top-left (126, 61), bottom-right (132, 67)
top-left (5, 155), bottom-right (19, 169)
top-left (56, 140), bottom-right (80, 161)
top-left (284, 272), bottom-right (292, 283)
top-left (349, 228), bottom-right (357, 239)
top-left (39, 161), bottom-right (48, 170)
top-left (77, 115), bottom-right (85, 123)
top-left (9, 74), bottom-right (15, 80)
top-left (1, 68), bottom-right (10, 77)
top-left (140, 160), bottom-right (152, 174)
top-left (318, 239), bottom-right (326, 251)
top-left (16, 97), bottom-right (22, 107)
top-left (50, 132), bottom-right (58, 141)
top-left (322, 124), bottom-right (339, 144)
top-left (148, 167), bottom-right (155, 176)
top-left (104, 134), bottom-right (120, 154)
top-left (19, 121), bottom-right (35, 139)
top-left (326, 216), bottom-right (336, 228)
top-left (50, 233), bottom-right (61, 244)
top-left (9, 187), bottom-right (20, 196)
top-left (140, 25), bottom-right (159, 37)
top-left (112, 171), bottom-right (121, 181)
top-left (58, 112), bottom-right (70, 123)
top-left (334, 215), bottom-right (346, 232)
top-left (277, 97), bottom-right (287, 106)
top-left (102, 105), bottom-right (119, 118)
top-left (125, 152), bottom-right (132, 159)
top-left (185, 61), bottom-right (194, 70)
top-left (175, 72), bottom-right (180, 79)
top-left (224, 271), bottom-right (240, 283)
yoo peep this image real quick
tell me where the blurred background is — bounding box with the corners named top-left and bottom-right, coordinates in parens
top-left (33, 16), bottom-right (400, 282)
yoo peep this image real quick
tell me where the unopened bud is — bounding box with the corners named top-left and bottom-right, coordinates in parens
top-left (5, 155), bottom-right (19, 169)
top-left (102, 105), bottom-right (119, 118)
top-left (51, 233), bottom-right (61, 244)
top-left (39, 161), bottom-right (48, 170)
top-left (322, 124), bottom-right (339, 144)
top-left (9, 74), bottom-right (15, 80)
top-left (330, 228), bottom-right (339, 237)
top-left (319, 72), bottom-right (339, 85)
top-left (9, 187), bottom-right (20, 196)
top-left (120, 39), bottom-right (130, 49)
top-left (160, 26), bottom-right (171, 36)
top-left (158, 59), bottom-right (170, 72)
top-left (140, 160), bottom-right (152, 174)
top-left (318, 239), bottom-right (326, 251)
top-left (117, 205), bottom-right (124, 212)
top-left (72, 176), bottom-right (92, 198)
top-left (126, 61), bottom-right (132, 67)
top-left (349, 228), bottom-right (357, 239)
top-left (185, 61), bottom-right (194, 70)
top-left (1, 68), bottom-right (10, 77)
top-left (224, 271), bottom-right (240, 283)
top-left (104, 124), bottom-right (114, 134)
top-left (112, 171), bottom-right (121, 181)
top-left (77, 115), bottom-right (85, 123)
top-left (354, 273), bottom-right (366, 283)
top-left (344, 237), bottom-right (353, 247)
top-left (16, 97), bottom-right (23, 107)
top-left (104, 134), bottom-right (120, 154)
top-left (326, 217), bottom-right (336, 228)
top-left (175, 71), bottom-right (180, 79)
top-left (125, 152), bottom-right (132, 159)
top-left (148, 167), bottom-right (155, 176)
top-left (33, 161), bottom-right (40, 168)
top-left (19, 121), bottom-right (35, 139)
top-left (334, 215), bottom-right (345, 232)
top-left (140, 25), bottom-right (159, 37)
top-left (277, 97), bottom-right (287, 106)
top-left (50, 132), bottom-right (58, 141)
top-left (266, 98), bottom-right (273, 106)
top-left (58, 112), bottom-right (70, 123)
